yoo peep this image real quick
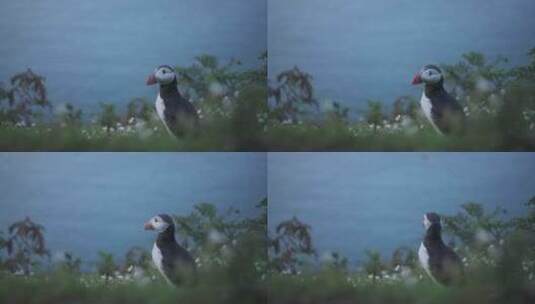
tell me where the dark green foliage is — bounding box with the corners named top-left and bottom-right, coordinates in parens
top-left (58, 103), bottom-right (83, 127)
top-left (55, 251), bottom-right (82, 274)
top-left (126, 97), bottom-right (153, 122)
top-left (390, 246), bottom-right (418, 269)
top-left (269, 216), bottom-right (316, 274)
top-left (96, 251), bottom-right (117, 281)
top-left (124, 246), bottom-right (151, 271)
top-left (175, 54), bottom-right (263, 102)
top-left (365, 100), bottom-right (386, 130)
top-left (512, 196), bottom-right (535, 231)
top-left (231, 85), bottom-right (268, 149)
top-left (442, 202), bottom-right (511, 249)
top-left (0, 271), bottom-right (267, 304)
top-left (323, 101), bottom-right (351, 125)
top-left (513, 47), bottom-right (535, 81)
top-left (0, 69), bottom-right (51, 125)
top-left (323, 252), bottom-right (349, 273)
top-left (363, 250), bottom-right (385, 283)
top-left (0, 217), bottom-right (50, 275)
top-left (172, 199), bottom-right (268, 302)
top-left (269, 66), bottom-right (318, 123)
top-left (97, 103), bottom-right (121, 131)
top-left (173, 199), bottom-right (267, 281)
top-left (391, 96), bottom-right (419, 120)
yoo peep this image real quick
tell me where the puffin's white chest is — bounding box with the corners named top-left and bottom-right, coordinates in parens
top-left (420, 93), bottom-right (442, 134)
top-left (155, 94), bottom-right (166, 122)
top-left (155, 95), bottom-right (174, 136)
top-left (152, 243), bottom-right (164, 274)
top-left (418, 242), bottom-right (435, 282)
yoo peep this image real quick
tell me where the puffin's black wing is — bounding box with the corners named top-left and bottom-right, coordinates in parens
top-left (163, 93), bottom-right (199, 135)
top-left (429, 244), bottom-right (464, 286)
top-left (160, 243), bottom-right (196, 285)
top-left (430, 90), bottom-right (466, 134)
top-left (176, 95), bottom-right (198, 118)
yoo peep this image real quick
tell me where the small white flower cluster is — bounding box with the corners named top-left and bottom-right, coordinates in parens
top-left (78, 265), bottom-right (154, 287)
top-left (79, 118), bottom-right (160, 140)
top-left (192, 234), bottom-right (238, 269)
top-left (346, 115), bottom-right (425, 137)
top-left (340, 265), bottom-right (421, 288)
top-left (522, 110), bottom-right (535, 131)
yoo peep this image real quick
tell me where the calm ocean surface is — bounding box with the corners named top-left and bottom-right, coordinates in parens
top-left (0, 0), bottom-right (266, 116)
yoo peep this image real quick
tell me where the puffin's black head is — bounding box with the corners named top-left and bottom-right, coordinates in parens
top-left (423, 212), bottom-right (441, 230)
top-left (144, 213), bottom-right (175, 233)
top-left (146, 65), bottom-right (177, 86)
top-left (412, 65), bottom-right (444, 86)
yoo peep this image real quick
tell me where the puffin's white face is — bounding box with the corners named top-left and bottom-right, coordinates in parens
top-left (146, 66), bottom-right (176, 86)
top-left (144, 215), bottom-right (170, 233)
top-left (412, 66), bottom-right (443, 85)
top-left (423, 214), bottom-right (432, 230)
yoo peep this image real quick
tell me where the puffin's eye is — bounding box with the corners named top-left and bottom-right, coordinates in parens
top-left (154, 218), bottom-right (159, 222)
top-left (162, 70), bottom-right (167, 74)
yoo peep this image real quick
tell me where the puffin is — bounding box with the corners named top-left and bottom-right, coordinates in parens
top-left (146, 65), bottom-right (199, 137)
top-left (418, 212), bottom-right (464, 286)
top-left (411, 65), bottom-right (466, 135)
top-left (144, 214), bottom-right (196, 286)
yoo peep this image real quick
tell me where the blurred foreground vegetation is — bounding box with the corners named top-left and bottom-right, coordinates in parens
top-left (268, 197), bottom-right (535, 304)
top-left (0, 200), bottom-right (268, 304)
top-left (2, 48), bottom-right (535, 150)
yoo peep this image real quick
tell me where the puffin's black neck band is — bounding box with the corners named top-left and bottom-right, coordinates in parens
top-left (424, 224), bottom-right (443, 245)
top-left (424, 80), bottom-right (445, 96)
top-left (157, 225), bottom-right (176, 243)
top-left (159, 78), bottom-right (179, 96)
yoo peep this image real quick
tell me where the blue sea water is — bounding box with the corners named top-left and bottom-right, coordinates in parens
top-left (268, 153), bottom-right (535, 265)
top-left (0, 153), bottom-right (267, 268)
top-left (269, 0), bottom-right (535, 113)
top-left (0, 0), bottom-right (266, 116)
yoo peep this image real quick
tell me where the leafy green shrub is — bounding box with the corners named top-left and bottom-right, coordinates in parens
top-left (0, 69), bottom-right (51, 125)
top-left (57, 103), bottom-right (83, 127)
top-left (269, 216), bottom-right (316, 274)
top-left (96, 251), bottom-right (118, 281)
top-left (54, 251), bottom-right (82, 274)
top-left (0, 217), bottom-right (50, 275)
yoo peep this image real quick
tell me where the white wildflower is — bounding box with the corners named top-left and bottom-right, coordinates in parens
top-left (475, 77), bottom-right (494, 93)
top-left (475, 229), bottom-right (493, 245)
top-left (208, 229), bottom-right (226, 244)
top-left (209, 82), bottom-right (226, 96)
top-left (319, 252), bottom-right (335, 264)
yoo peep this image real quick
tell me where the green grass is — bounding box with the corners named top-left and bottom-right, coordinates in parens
top-left (4, 270), bottom-right (533, 304)
top-left (0, 271), bottom-right (266, 304)
top-left (269, 271), bottom-right (535, 304)
top-left (263, 121), bottom-right (533, 151)
top-left (2, 119), bottom-right (533, 151)
top-left (0, 122), bottom-right (265, 151)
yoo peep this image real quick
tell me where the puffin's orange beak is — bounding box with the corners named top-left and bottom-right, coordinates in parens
top-left (412, 73), bottom-right (422, 85)
top-left (146, 73), bottom-right (157, 86)
top-left (144, 221), bottom-right (154, 230)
